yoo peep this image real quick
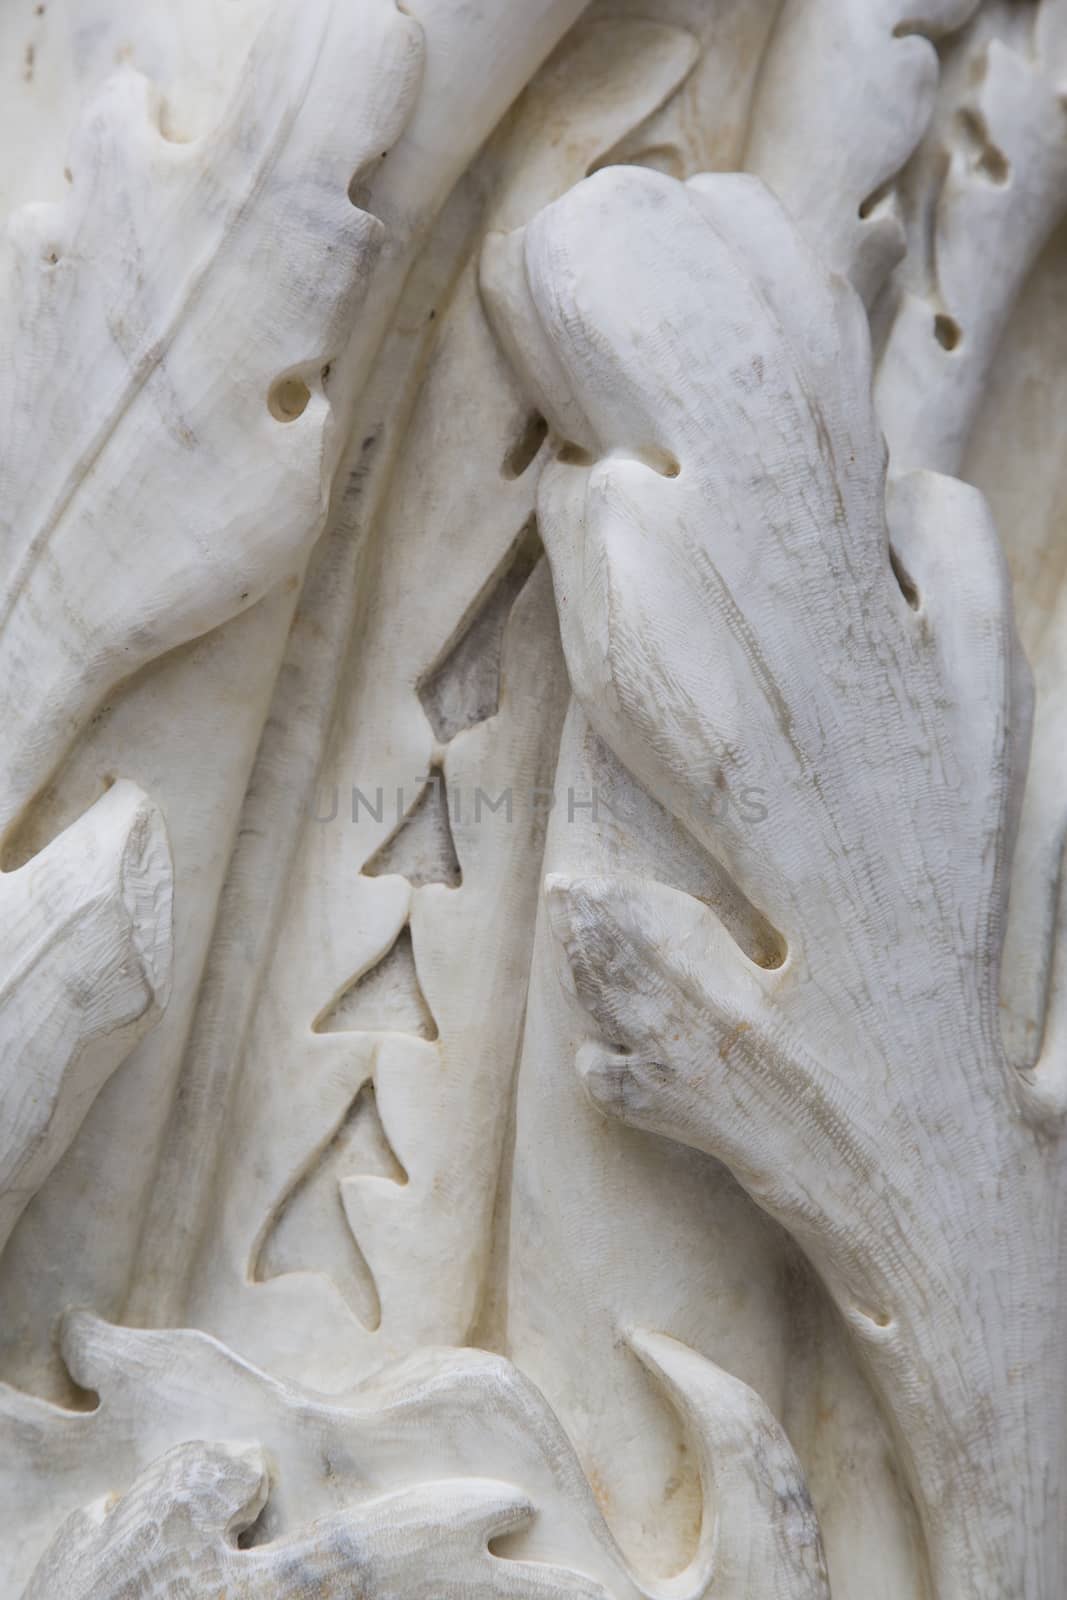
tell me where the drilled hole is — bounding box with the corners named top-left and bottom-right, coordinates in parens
top-left (889, 544), bottom-right (920, 610)
top-left (268, 376), bottom-right (311, 422)
top-left (503, 412), bottom-right (547, 479)
top-left (933, 314), bottom-right (961, 352)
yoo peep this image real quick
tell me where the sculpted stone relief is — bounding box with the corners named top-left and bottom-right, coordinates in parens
top-left (0, 2), bottom-right (1064, 1596)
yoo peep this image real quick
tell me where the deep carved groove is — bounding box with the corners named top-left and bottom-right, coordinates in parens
top-left (255, 1082), bottom-right (406, 1330)
top-left (558, 441), bottom-right (594, 466)
top-left (587, 144), bottom-right (686, 181)
top-left (502, 411), bottom-right (548, 478)
top-left (858, 179), bottom-right (893, 221)
top-left (365, 768), bottom-right (462, 887)
top-left (637, 445), bottom-right (681, 478)
top-left (957, 107), bottom-right (1010, 186)
top-left (418, 518), bottom-right (542, 742)
top-left (889, 544), bottom-right (920, 610)
top-left (315, 924), bottom-right (438, 1041)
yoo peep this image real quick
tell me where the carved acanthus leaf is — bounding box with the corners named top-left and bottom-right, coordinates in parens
top-left (0, 780), bottom-right (172, 1254)
top-left (6, 1312), bottom-right (825, 1600)
top-left (0, 0), bottom-right (422, 1385)
top-left (744, 0), bottom-right (983, 301)
top-left (876, 2), bottom-right (1067, 476)
top-left (23, 1441), bottom-right (613, 1600)
top-left (487, 164), bottom-right (1064, 1599)
top-left (869, 0), bottom-right (1067, 1095)
top-left (0, 0), bottom-right (422, 833)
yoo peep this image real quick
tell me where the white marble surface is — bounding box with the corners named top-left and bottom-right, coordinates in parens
top-left (1, 3), bottom-right (1065, 1597)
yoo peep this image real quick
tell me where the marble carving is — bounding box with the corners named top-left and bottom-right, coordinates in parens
top-left (0, 2), bottom-right (1065, 1597)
